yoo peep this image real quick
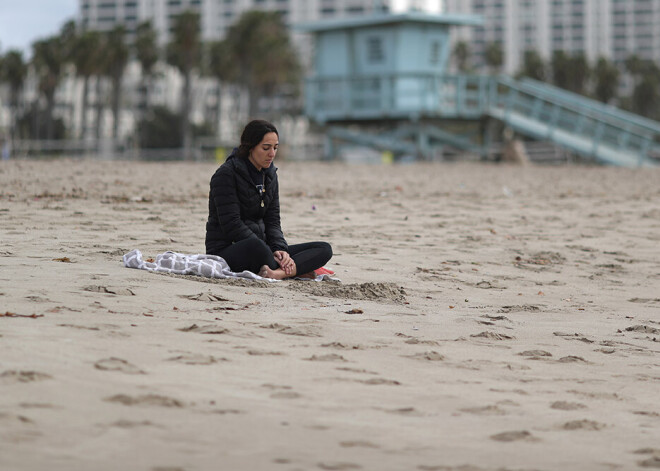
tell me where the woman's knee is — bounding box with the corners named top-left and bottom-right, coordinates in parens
top-left (319, 241), bottom-right (332, 262)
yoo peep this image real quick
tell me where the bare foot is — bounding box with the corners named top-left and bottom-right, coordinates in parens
top-left (259, 265), bottom-right (289, 280)
top-left (298, 271), bottom-right (316, 279)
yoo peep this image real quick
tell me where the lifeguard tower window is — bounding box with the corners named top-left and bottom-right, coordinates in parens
top-left (430, 41), bottom-right (440, 64)
top-left (367, 37), bottom-right (385, 63)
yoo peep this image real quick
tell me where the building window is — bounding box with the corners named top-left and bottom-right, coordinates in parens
top-left (367, 37), bottom-right (384, 63)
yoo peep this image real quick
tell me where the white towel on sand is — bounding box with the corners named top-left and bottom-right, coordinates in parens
top-left (123, 249), bottom-right (337, 282)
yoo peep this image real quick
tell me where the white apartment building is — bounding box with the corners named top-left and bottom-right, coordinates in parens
top-left (80, 0), bottom-right (441, 44)
top-left (611, 0), bottom-right (660, 64)
top-left (443, 0), bottom-right (660, 75)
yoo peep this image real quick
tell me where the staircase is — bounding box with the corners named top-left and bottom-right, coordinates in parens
top-left (486, 77), bottom-right (660, 167)
top-left (306, 73), bottom-right (660, 166)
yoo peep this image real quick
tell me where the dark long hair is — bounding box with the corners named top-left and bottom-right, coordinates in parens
top-left (236, 120), bottom-right (278, 159)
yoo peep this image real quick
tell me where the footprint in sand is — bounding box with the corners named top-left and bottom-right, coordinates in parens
top-left (382, 407), bottom-right (424, 417)
top-left (460, 405), bottom-right (507, 416)
top-left (0, 413), bottom-right (41, 442)
top-left (625, 325), bottom-right (660, 337)
top-left (498, 304), bottom-right (540, 313)
top-left (633, 449), bottom-right (660, 469)
top-left (83, 285), bottom-right (135, 296)
top-left (518, 350), bottom-right (553, 359)
top-left (557, 355), bottom-right (591, 364)
top-left (628, 298), bottom-right (660, 305)
top-left (95, 358), bottom-right (146, 374)
top-left (305, 354), bottom-right (347, 362)
top-left (246, 349), bottom-right (285, 356)
top-left (336, 367), bottom-right (379, 375)
top-left (405, 351), bottom-right (445, 361)
top-left (403, 337), bottom-right (440, 346)
top-left (1, 370), bottom-right (52, 384)
top-left (179, 324), bottom-right (230, 335)
top-left (317, 462), bottom-right (362, 470)
top-left (180, 292), bottom-right (230, 302)
top-left (0, 412), bottom-right (35, 425)
top-left (360, 378), bottom-right (401, 386)
top-left (471, 331), bottom-right (515, 340)
top-left (560, 419), bottom-right (606, 431)
top-left (321, 342), bottom-right (365, 350)
top-left (339, 440), bottom-right (379, 449)
top-left (270, 391), bottom-right (302, 399)
top-left (104, 394), bottom-right (184, 408)
top-left (261, 383), bottom-right (301, 399)
top-left (260, 322), bottom-right (322, 337)
top-left (550, 401), bottom-right (587, 411)
top-left (167, 354), bottom-right (224, 365)
top-left (490, 430), bottom-right (537, 442)
top-left (110, 420), bottom-right (159, 429)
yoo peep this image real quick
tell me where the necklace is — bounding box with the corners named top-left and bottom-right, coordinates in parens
top-left (260, 173), bottom-right (265, 207)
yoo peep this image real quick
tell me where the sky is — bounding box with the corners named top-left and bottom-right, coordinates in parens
top-left (0, 0), bottom-right (78, 57)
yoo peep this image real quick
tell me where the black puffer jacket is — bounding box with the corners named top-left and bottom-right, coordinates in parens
top-left (205, 149), bottom-right (288, 255)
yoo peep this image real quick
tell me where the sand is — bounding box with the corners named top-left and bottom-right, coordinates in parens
top-left (0, 158), bottom-right (659, 471)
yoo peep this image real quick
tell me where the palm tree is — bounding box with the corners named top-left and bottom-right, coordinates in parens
top-left (624, 54), bottom-right (645, 77)
top-left (593, 57), bottom-right (619, 104)
top-left (631, 63), bottom-right (660, 119)
top-left (213, 10), bottom-right (302, 118)
top-left (93, 35), bottom-right (109, 141)
top-left (71, 30), bottom-right (102, 139)
top-left (32, 36), bottom-right (65, 139)
top-left (206, 39), bottom-right (235, 136)
top-left (567, 53), bottom-right (590, 95)
top-left (0, 50), bottom-right (27, 140)
top-left (103, 25), bottom-right (129, 140)
top-left (518, 50), bottom-right (546, 81)
top-left (167, 10), bottom-right (201, 160)
top-left (453, 41), bottom-right (470, 73)
top-left (551, 50), bottom-right (570, 90)
top-left (484, 42), bottom-right (504, 75)
top-left (134, 21), bottom-right (159, 121)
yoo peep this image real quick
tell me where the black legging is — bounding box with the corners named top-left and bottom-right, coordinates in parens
top-left (212, 239), bottom-right (332, 276)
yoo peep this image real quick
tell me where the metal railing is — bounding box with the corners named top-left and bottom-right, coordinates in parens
top-left (305, 73), bottom-right (660, 165)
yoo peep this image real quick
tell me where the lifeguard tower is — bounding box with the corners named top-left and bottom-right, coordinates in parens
top-left (298, 11), bottom-right (660, 166)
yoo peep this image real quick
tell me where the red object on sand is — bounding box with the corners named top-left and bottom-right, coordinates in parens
top-left (314, 267), bottom-right (335, 276)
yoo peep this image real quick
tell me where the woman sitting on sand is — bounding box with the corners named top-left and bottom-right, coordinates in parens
top-left (205, 119), bottom-right (332, 280)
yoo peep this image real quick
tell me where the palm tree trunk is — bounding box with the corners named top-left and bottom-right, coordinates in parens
top-left (111, 77), bottom-right (121, 139)
top-left (94, 77), bottom-right (103, 141)
top-left (214, 80), bottom-right (222, 139)
top-left (182, 70), bottom-right (192, 160)
top-left (81, 76), bottom-right (90, 139)
top-left (46, 93), bottom-right (55, 140)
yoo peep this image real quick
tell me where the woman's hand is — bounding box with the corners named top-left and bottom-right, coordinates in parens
top-left (273, 251), bottom-right (296, 276)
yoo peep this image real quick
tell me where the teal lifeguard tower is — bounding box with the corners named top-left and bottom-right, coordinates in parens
top-left (298, 12), bottom-right (660, 166)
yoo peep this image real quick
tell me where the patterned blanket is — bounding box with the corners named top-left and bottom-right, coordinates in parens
top-left (123, 249), bottom-right (337, 282)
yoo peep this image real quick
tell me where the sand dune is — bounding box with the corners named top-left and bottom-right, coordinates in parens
top-left (1, 159), bottom-right (659, 470)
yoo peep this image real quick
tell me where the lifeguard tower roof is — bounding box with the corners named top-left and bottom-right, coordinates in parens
top-left (296, 11), bottom-right (483, 32)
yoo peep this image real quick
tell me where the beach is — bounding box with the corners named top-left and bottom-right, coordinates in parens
top-left (1, 158), bottom-right (659, 471)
